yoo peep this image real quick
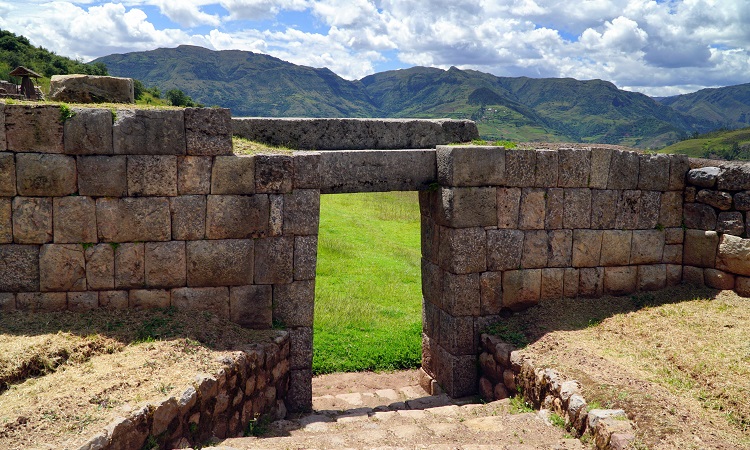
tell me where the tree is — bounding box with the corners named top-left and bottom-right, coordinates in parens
top-left (166, 88), bottom-right (193, 107)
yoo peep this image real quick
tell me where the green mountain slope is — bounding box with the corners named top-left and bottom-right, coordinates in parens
top-left (658, 126), bottom-right (750, 160)
top-left (658, 84), bottom-right (750, 130)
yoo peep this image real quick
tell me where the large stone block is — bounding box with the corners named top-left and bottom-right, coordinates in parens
top-left (439, 227), bottom-right (487, 274)
top-left (68, 291), bottom-right (98, 312)
top-left (716, 234), bottom-right (750, 276)
top-left (0, 245), bottom-right (39, 291)
top-left (177, 156), bottom-right (212, 195)
top-left (255, 154), bottom-right (293, 193)
top-left (422, 259), bottom-right (443, 308)
top-left (17, 292), bottom-right (66, 312)
top-left (736, 276), bottom-right (750, 297)
top-left (717, 211), bottom-right (744, 236)
top-left (502, 269), bottom-right (541, 311)
top-left (5, 104), bottom-right (64, 153)
top-left (294, 235), bottom-right (318, 281)
top-left (283, 189), bottom-right (320, 236)
top-left (129, 289), bottom-right (171, 309)
top-left (269, 193), bottom-right (283, 236)
top-left (16, 153), bottom-right (77, 196)
top-left (206, 195), bottom-right (269, 239)
top-left (563, 268), bottom-right (579, 298)
top-left (13, 197), bottom-right (52, 244)
top-left (171, 287), bottom-right (230, 318)
top-left (717, 164), bottom-right (750, 190)
top-left (487, 229), bottom-right (523, 270)
top-left (547, 229), bottom-right (572, 267)
top-left (662, 244), bottom-right (683, 264)
top-left (591, 189), bottom-right (618, 229)
top-left (558, 148), bottom-right (591, 188)
top-left (99, 290), bottom-right (128, 309)
top-left (145, 241), bottom-right (186, 288)
top-left (541, 268), bottom-right (564, 301)
top-left (49, 74), bottom-right (133, 103)
top-left (572, 229), bottom-right (603, 268)
top-left (289, 327), bottom-right (314, 370)
top-left (630, 230), bottom-right (664, 265)
top-left (0, 293), bottom-right (14, 311)
top-left (127, 155), bottom-right (177, 196)
top-left (607, 150), bottom-right (639, 189)
top-left (637, 264), bottom-right (667, 291)
top-left (436, 145), bottom-right (505, 186)
top-left (113, 109), bottom-right (186, 155)
top-left (286, 369), bottom-right (313, 413)
top-left (442, 272), bottom-right (481, 316)
top-left (659, 191), bottom-right (683, 228)
top-left (421, 215), bottom-right (440, 264)
top-left (687, 167), bottom-right (719, 188)
top-left (0, 104), bottom-right (4, 151)
top-left (479, 271), bottom-right (503, 316)
top-left (682, 265), bottom-right (704, 286)
top-left (521, 230), bottom-right (548, 268)
top-left (683, 229), bottom-right (719, 268)
top-left (186, 239), bottom-right (253, 287)
top-left (439, 310), bottom-right (475, 355)
top-left (603, 266), bottom-right (637, 296)
top-left (77, 156), bottom-right (127, 197)
top-left (504, 150), bottom-right (536, 187)
top-left (683, 202), bottom-right (717, 230)
top-left (436, 187), bottom-right (497, 228)
top-left (704, 268), bottom-right (735, 290)
top-left (545, 188), bottom-right (564, 229)
top-left (615, 190), bottom-right (640, 230)
top-left (668, 154), bottom-right (689, 190)
top-left (273, 280), bottom-right (315, 327)
top-left (433, 345), bottom-right (477, 398)
top-left (497, 188), bottom-right (521, 229)
top-left (85, 244), bottom-right (114, 290)
top-left (666, 264), bottom-right (683, 286)
top-left (638, 154), bottom-right (669, 191)
top-left (519, 188), bottom-right (546, 230)
top-left (292, 151), bottom-right (321, 189)
top-left (563, 188), bottom-right (591, 229)
top-left (97, 197), bottom-right (171, 242)
top-left (534, 150), bottom-right (558, 187)
top-left (170, 195), bottom-right (206, 240)
top-left (184, 108), bottom-right (233, 156)
top-left (696, 189), bottom-right (732, 211)
top-left (589, 147), bottom-right (612, 189)
top-left (600, 230), bottom-right (632, 266)
top-left (53, 196), bottom-right (97, 243)
top-left (64, 108), bottom-right (113, 155)
top-left (636, 190), bottom-right (660, 229)
top-left (230, 285), bottom-right (272, 328)
top-left (254, 237), bottom-right (294, 284)
top-left (0, 152), bottom-right (16, 196)
top-left (114, 243), bottom-right (145, 289)
top-left (211, 155), bottom-right (255, 194)
top-left (665, 227), bottom-right (684, 244)
top-left (578, 267), bottom-right (604, 298)
top-left (0, 198), bottom-right (10, 243)
top-left (735, 191), bottom-right (750, 211)
top-left (39, 244), bottom-right (86, 291)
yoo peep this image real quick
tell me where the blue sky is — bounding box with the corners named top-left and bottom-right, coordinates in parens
top-left (1, 0), bottom-right (748, 96)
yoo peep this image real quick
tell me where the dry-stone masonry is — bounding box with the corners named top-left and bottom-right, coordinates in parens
top-left (49, 74), bottom-right (134, 103)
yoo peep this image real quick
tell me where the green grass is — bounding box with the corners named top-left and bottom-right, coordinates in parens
top-left (313, 192), bottom-right (423, 374)
top-left (658, 126), bottom-right (750, 159)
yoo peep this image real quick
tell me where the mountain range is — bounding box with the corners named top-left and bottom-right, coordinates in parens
top-left (93, 45), bottom-right (750, 149)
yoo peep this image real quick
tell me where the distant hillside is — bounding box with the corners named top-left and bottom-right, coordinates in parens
top-left (658, 84), bottom-right (750, 130)
top-left (658, 126), bottom-right (750, 160)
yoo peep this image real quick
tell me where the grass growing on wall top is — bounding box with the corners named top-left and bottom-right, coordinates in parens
top-left (313, 192), bottom-right (422, 374)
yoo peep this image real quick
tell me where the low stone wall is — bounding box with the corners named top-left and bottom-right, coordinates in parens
top-left (80, 332), bottom-right (289, 450)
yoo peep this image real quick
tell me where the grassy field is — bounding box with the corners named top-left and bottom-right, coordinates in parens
top-left (313, 192), bottom-right (423, 374)
top-left (658, 126), bottom-right (750, 159)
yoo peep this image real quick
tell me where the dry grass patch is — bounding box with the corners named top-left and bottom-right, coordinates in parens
top-left (494, 286), bottom-right (750, 450)
top-left (232, 136), bottom-right (294, 155)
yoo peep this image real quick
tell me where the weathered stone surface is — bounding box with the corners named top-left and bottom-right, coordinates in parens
top-left (63, 108), bottom-right (113, 154)
top-left (615, 190), bottom-right (640, 229)
top-left (286, 368), bottom-right (313, 413)
top-left (687, 167), bottom-right (719, 188)
top-left (716, 234), bottom-right (750, 276)
top-left (558, 148), bottom-right (591, 188)
top-left (294, 235), bottom-right (318, 281)
top-left (184, 108), bottom-right (232, 156)
top-left (206, 195), bottom-right (269, 239)
top-left (534, 150), bottom-right (557, 187)
top-left (421, 215), bottom-right (439, 264)
top-left (0, 104), bottom-right (4, 151)
top-left (589, 148), bottom-right (612, 189)
top-left (97, 197), bottom-right (171, 242)
top-left (255, 154), bottom-right (293, 193)
top-left (5, 105), bottom-right (64, 153)
top-left (170, 195), bottom-right (206, 240)
top-left (0, 198), bottom-right (10, 243)
top-left (269, 193), bottom-right (283, 236)
top-left (540, 268), bottom-right (564, 301)
top-left (114, 243), bottom-right (145, 289)
top-left (734, 191), bottom-right (750, 211)
top-left (0, 153), bottom-right (15, 196)
top-left (85, 244), bottom-right (114, 290)
top-left (638, 154), bottom-right (669, 191)
top-left (172, 287), bottom-right (230, 318)
top-left (442, 272), bottom-right (480, 316)
top-left (717, 164), bottom-right (750, 190)
top-left (591, 189), bottom-right (618, 229)
top-left (289, 326), bottom-right (313, 370)
top-left (77, 155), bottom-right (127, 197)
top-left (521, 230), bottom-right (548, 268)
top-left (563, 188), bottom-right (591, 229)
top-left (273, 280), bottom-right (315, 327)
top-left (717, 211), bottom-right (744, 236)
top-left (145, 241), bottom-right (186, 288)
top-left (630, 230), bottom-right (664, 264)
top-left (39, 244), bottom-right (86, 291)
top-left (683, 202), bottom-right (717, 230)
top-left (479, 271), bottom-right (502, 315)
top-left (49, 74), bottom-right (133, 103)
top-left (68, 291), bottom-right (98, 311)
top-left (607, 151), bottom-right (639, 189)
top-left (211, 155), bottom-right (255, 194)
top-left (187, 239), bottom-right (253, 287)
top-left (433, 345), bottom-right (477, 397)
top-left (487, 229), bottom-right (523, 270)
top-left (436, 187), bottom-right (497, 228)
top-left (113, 109), bottom-right (186, 155)
top-left (437, 146), bottom-right (505, 186)
top-left (600, 230), bottom-right (632, 266)
top-left (518, 188), bottom-right (545, 229)
top-left (127, 155), bottom-right (177, 196)
top-left (176, 156), bottom-right (212, 195)
top-left (547, 229), bottom-right (572, 267)
top-left (0, 293), bottom-right (14, 311)
top-left (283, 189), bottom-right (320, 236)
top-left (99, 290), bottom-right (128, 309)
top-left (636, 190), bottom-right (661, 229)
top-left (230, 285), bottom-right (272, 328)
top-left (668, 154), bottom-right (689, 190)
top-left (696, 189), bottom-right (732, 210)
top-left (53, 196), bottom-right (97, 243)
top-left (665, 227), bottom-right (684, 244)
top-left (682, 265), bottom-right (704, 285)
top-left (0, 245), bottom-right (39, 291)
top-left (502, 269), bottom-right (541, 311)
top-left (439, 310), bottom-right (475, 355)
top-left (579, 267), bottom-right (604, 298)
top-left (704, 268), bottom-right (735, 290)
top-left (497, 188), bottom-right (521, 228)
top-left (13, 197), bottom-right (52, 244)
top-left (254, 237), bottom-right (294, 284)
top-left (735, 276), bottom-right (750, 297)
top-left (16, 153), bottom-right (76, 196)
top-left (422, 259), bottom-right (443, 308)
top-left (637, 264), bottom-right (666, 291)
top-left (603, 266), bottom-right (637, 296)
top-left (666, 264), bottom-right (682, 286)
top-left (662, 244), bottom-right (683, 264)
top-left (292, 151), bottom-right (321, 189)
top-left (17, 292), bottom-right (66, 311)
top-left (504, 150), bottom-right (536, 187)
top-left (659, 191), bottom-right (683, 228)
top-left (129, 289), bottom-right (171, 309)
top-left (563, 268), bottom-right (579, 298)
top-left (544, 188), bottom-right (564, 229)
top-left (572, 229), bottom-right (603, 268)
top-left (683, 229), bottom-right (719, 268)
top-left (439, 227), bottom-right (487, 274)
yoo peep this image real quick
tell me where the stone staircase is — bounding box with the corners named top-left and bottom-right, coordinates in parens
top-left (208, 381), bottom-right (586, 450)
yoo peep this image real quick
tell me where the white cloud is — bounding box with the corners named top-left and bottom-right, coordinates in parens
top-left (153, 0), bottom-right (221, 27)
